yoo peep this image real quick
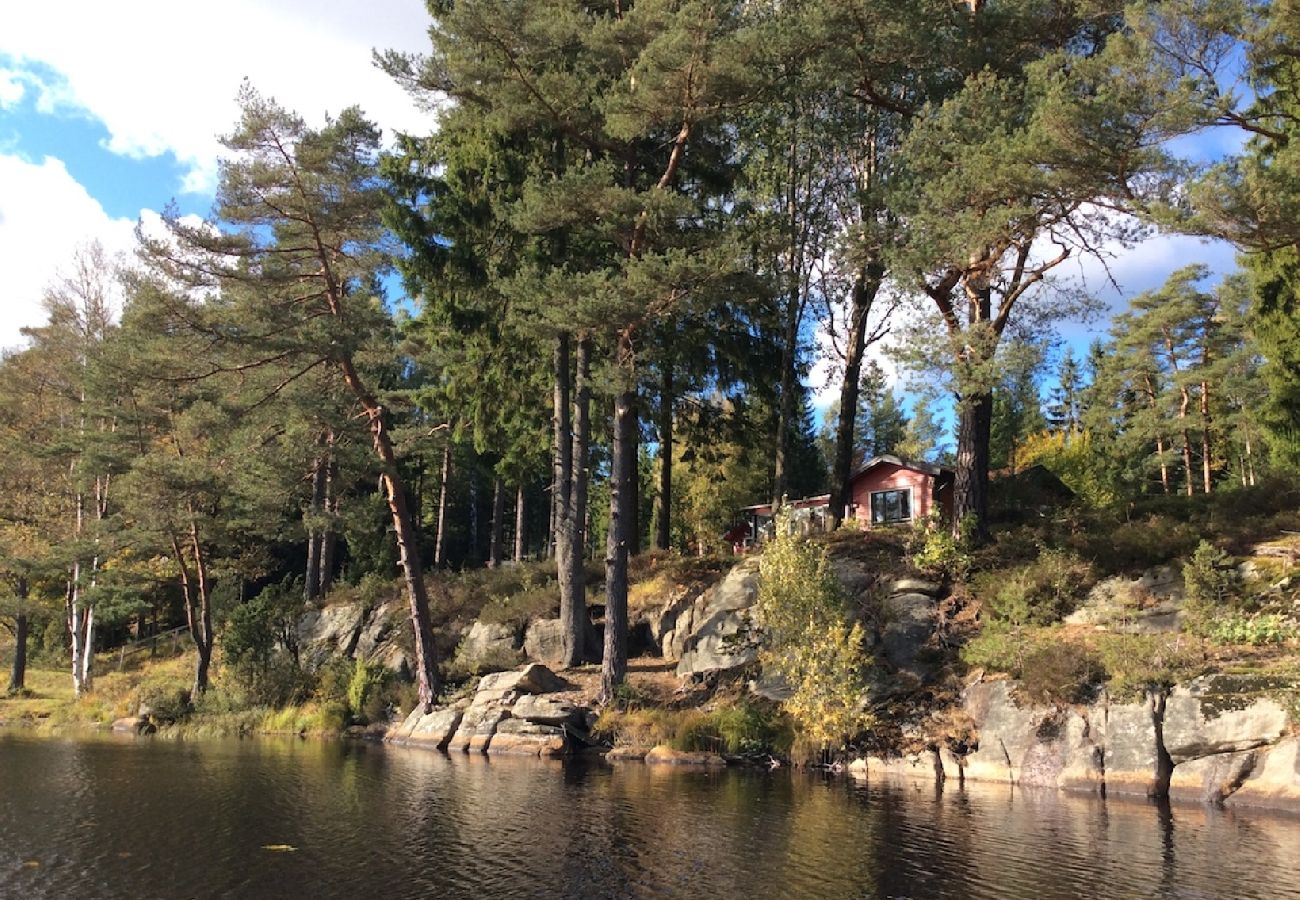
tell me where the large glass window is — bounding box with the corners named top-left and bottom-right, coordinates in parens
top-left (870, 488), bottom-right (911, 524)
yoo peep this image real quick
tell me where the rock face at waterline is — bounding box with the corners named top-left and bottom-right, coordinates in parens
top-left (856, 673), bottom-right (1297, 811)
top-left (385, 664), bottom-right (590, 758)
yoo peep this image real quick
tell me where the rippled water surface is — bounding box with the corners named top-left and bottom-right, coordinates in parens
top-left (2, 731), bottom-right (1299, 899)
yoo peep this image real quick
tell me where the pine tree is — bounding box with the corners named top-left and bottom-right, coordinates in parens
top-left (389, 0), bottom-right (760, 700)
top-left (140, 88), bottom-right (444, 711)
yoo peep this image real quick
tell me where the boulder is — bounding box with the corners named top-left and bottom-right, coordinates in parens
top-left (1170, 750), bottom-right (1259, 804)
top-left (447, 707), bottom-right (511, 754)
top-left (960, 680), bottom-right (1105, 792)
top-left (962, 680), bottom-right (1039, 784)
top-left (1226, 737), bottom-right (1300, 811)
top-left (477, 663), bottom-right (568, 697)
top-left (850, 752), bottom-right (943, 781)
top-left (353, 600), bottom-right (406, 669)
top-left (1162, 675), bottom-right (1290, 763)
top-left (1065, 566), bottom-right (1183, 633)
top-left (884, 577), bottom-right (942, 597)
top-left (453, 621), bottom-right (523, 672)
top-left (296, 602), bottom-right (365, 669)
top-left (110, 716), bottom-right (153, 735)
top-left (880, 592), bottom-right (936, 675)
top-left (386, 704), bottom-right (465, 750)
top-left (510, 693), bottom-right (581, 726)
top-left (522, 619), bottom-right (568, 667)
top-left (674, 558), bottom-right (762, 678)
top-left (488, 718), bottom-right (569, 757)
top-left (829, 558), bottom-right (873, 598)
top-left (605, 746), bottom-right (648, 762)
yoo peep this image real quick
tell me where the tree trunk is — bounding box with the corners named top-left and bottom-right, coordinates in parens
top-left (601, 385), bottom-right (636, 703)
top-left (654, 363), bottom-right (674, 551)
top-left (468, 461), bottom-right (480, 564)
top-left (628, 412), bottom-right (641, 556)
top-left (7, 580), bottom-right (27, 693)
top-left (1156, 434), bottom-right (1171, 495)
top-left (338, 356), bottom-right (441, 712)
top-left (952, 392), bottom-right (993, 543)
top-left (304, 435), bottom-right (329, 603)
top-left (560, 337), bottom-right (591, 667)
top-left (434, 442), bottom-right (452, 568)
top-left (1200, 380), bottom-right (1213, 494)
top-left (514, 483), bottom-right (527, 562)
top-left (552, 333), bottom-right (573, 564)
top-left (772, 298), bottom-right (800, 508)
top-left (319, 495), bottom-right (338, 596)
top-left (829, 267), bottom-right (883, 529)
top-left (488, 474), bottom-right (506, 567)
top-left (1178, 385), bottom-right (1194, 497)
top-left (80, 605), bottom-right (94, 692)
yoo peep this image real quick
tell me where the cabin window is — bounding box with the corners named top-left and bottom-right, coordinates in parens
top-left (870, 488), bottom-right (912, 524)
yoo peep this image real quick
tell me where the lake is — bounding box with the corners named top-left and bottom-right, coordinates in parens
top-left (1, 731), bottom-right (1298, 899)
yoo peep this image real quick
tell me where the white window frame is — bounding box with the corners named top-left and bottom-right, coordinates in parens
top-left (869, 486), bottom-right (914, 525)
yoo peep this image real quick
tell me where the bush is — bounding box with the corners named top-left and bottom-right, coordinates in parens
top-left (1182, 541), bottom-right (1241, 635)
top-left (910, 515), bottom-right (973, 580)
top-left (758, 511), bottom-right (872, 748)
top-left (593, 702), bottom-right (793, 756)
top-left (346, 659), bottom-right (388, 723)
top-left (1093, 633), bottom-right (1203, 700)
top-left (980, 549), bottom-right (1094, 626)
top-left (1016, 642), bottom-right (1102, 706)
top-left (137, 677), bottom-right (192, 724)
top-left (1205, 613), bottom-right (1298, 646)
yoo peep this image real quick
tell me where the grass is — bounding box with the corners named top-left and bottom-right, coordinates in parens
top-left (594, 696), bottom-right (793, 756)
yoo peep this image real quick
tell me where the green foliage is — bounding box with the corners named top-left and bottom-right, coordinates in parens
top-left (758, 512), bottom-right (871, 748)
top-left (979, 549), bottom-right (1095, 627)
top-left (136, 676), bottom-right (192, 725)
top-left (1205, 613), bottom-right (1298, 646)
top-left (910, 515), bottom-right (973, 580)
top-left (963, 627), bottom-right (1204, 704)
top-left (346, 659), bottom-right (389, 723)
top-left (1093, 634), bottom-right (1204, 701)
top-left (1183, 540), bottom-right (1241, 627)
top-left (960, 623), bottom-right (1104, 706)
top-left (593, 700), bottom-right (793, 756)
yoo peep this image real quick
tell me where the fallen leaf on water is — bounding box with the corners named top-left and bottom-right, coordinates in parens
top-left (261, 844), bottom-right (297, 852)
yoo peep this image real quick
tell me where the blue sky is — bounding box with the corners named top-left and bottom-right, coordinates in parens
top-left (1, 1), bottom-right (1243, 433)
top-left (0, 0), bottom-right (431, 350)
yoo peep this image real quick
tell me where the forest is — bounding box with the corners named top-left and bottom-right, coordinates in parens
top-left (1, 0), bottom-right (1298, 729)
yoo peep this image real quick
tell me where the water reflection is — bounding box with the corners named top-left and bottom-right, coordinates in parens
top-left (1, 732), bottom-right (1299, 899)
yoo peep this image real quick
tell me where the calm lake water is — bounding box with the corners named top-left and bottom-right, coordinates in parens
top-left (2, 731), bottom-right (1299, 900)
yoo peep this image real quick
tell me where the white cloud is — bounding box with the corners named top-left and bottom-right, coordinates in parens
top-left (0, 70), bottom-right (25, 108)
top-left (0, 153), bottom-right (137, 352)
top-left (0, 0), bottom-right (434, 194)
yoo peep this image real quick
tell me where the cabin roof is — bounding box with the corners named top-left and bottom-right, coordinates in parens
top-left (848, 454), bottom-right (953, 481)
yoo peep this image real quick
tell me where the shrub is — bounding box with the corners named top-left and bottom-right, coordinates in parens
top-left (711, 701), bottom-right (794, 756)
top-left (137, 677), bottom-right (192, 724)
top-left (1206, 613), bottom-right (1298, 646)
top-left (1016, 642), bottom-right (1102, 706)
top-left (346, 659), bottom-right (388, 723)
top-left (758, 511), bottom-right (872, 748)
top-left (1093, 634), bottom-right (1203, 700)
top-left (980, 549), bottom-right (1094, 626)
top-left (910, 515), bottom-right (973, 581)
top-left (1182, 541), bottom-right (1241, 636)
